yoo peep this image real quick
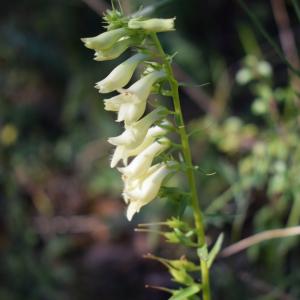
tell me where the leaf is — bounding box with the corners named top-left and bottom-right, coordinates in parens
top-left (207, 233), bottom-right (224, 268)
top-left (169, 267), bottom-right (194, 286)
top-left (194, 165), bottom-right (216, 176)
top-left (178, 82), bottom-right (210, 88)
top-left (169, 284), bottom-right (201, 300)
top-left (160, 187), bottom-right (190, 218)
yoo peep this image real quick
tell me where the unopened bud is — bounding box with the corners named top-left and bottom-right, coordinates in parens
top-left (128, 18), bottom-right (176, 32)
top-left (94, 38), bottom-right (132, 61)
top-left (81, 28), bottom-right (127, 50)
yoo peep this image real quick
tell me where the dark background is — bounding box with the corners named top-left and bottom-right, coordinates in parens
top-left (1, 0), bottom-right (300, 299)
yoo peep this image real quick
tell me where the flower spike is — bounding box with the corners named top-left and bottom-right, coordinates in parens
top-left (82, 8), bottom-right (213, 299)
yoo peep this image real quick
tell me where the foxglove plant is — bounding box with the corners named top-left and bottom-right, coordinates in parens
top-left (82, 7), bottom-right (222, 300)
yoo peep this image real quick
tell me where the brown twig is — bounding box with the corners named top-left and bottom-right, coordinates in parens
top-left (271, 0), bottom-right (300, 70)
top-left (221, 226), bottom-right (300, 257)
top-left (271, 0), bottom-right (300, 93)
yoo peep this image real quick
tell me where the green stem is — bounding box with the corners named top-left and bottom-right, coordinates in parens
top-left (151, 33), bottom-right (211, 300)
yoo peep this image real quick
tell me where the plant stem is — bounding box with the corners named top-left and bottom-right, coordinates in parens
top-left (292, 0), bottom-right (300, 23)
top-left (151, 33), bottom-right (211, 300)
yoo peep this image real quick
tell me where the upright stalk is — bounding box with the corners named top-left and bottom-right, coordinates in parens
top-left (151, 33), bottom-right (211, 300)
top-left (292, 0), bottom-right (300, 23)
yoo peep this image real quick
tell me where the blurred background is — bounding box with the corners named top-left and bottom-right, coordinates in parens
top-left (1, 0), bottom-right (300, 299)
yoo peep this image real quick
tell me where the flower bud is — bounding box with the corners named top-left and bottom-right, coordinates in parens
top-left (94, 38), bottom-right (132, 61)
top-left (108, 106), bottom-right (166, 148)
top-left (118, 137), bottom-right (170, 181)
top-left (125, 163), bottom-right (171, 220)
top-left (128, 18), bottom-right (176, 32)
top-left (95, 53), bottom-right (148, 93)
top-left (104, 70), bottom-right (165, 124)
top-left (81, 28), bottom-right (127, 50)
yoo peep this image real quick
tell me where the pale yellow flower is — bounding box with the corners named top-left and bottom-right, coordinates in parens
top-left (118, 137), bottom-right (170, 181)
top-left (93, 37), bottom-right (132, 61)
top-left (124, 163), bottom-right (171, 220)
top-left (95, 53), bottom-right (147, 93)
top-left (81, 28), bottom-right (127, 50)
top-left (128, 18), bottom-right (176, 32)
top-left (108, 106), bottom-right (165, 149)
top-left (110, 122), bottom-right (169, 167)
top-left (104, 70), bottom-right (165, 124)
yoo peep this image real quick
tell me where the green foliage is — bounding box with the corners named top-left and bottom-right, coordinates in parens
top-left (207, 233), bottom-right (224, 269)
top-left (169, 284), bottom-right (201, 300)
top-left (2, 0), bottom-right (300, 299)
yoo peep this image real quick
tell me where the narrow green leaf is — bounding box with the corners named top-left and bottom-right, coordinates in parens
top-left (178, 82), bottom-right (210, 88)
top-left (169, 284), bottom-right (201, 300)
top-left (207, 233), bottom-right (224, 268)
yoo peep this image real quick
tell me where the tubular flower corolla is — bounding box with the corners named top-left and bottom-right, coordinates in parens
top-left (82, 14), bottom-right (176, 220)
top-left (95, 53), bottom-right (148, 93)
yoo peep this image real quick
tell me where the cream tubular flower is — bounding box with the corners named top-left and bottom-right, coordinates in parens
top-left (108, 106), bottom-right (165, 149)
top-left (128, 18), bottom-right (176, 32)
top-left (110, 146), bottom-right (128, 168)
top-left (93, 37), bottom-right (132, 61)
top-left (124, 163), bottom-right (171, 221)
top-left (122, 163), bottom-right (162, 203)
top-left (117, 102), bottom-right (145, 125)
top-left (118, 137), bottom-right (170, 181)
top-left (95, 53), bottom-right (148, 93)
top-left (104, 70), bottom-right (165, 124)
top-left (81, 28), bottom-right (127, 50)
top-left (126, 121), bottom-right (170, 159)
top-left (110, 125), bottom-right (166, 167)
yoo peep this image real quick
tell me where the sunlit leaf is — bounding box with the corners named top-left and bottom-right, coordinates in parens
top-left (207, 233), bottom-right (224, 268)
top-left (169, 284), bottom-right (201, 300)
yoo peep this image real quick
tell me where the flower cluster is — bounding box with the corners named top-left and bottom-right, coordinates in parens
top-left (82, 15), bottom-right (176, 220)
